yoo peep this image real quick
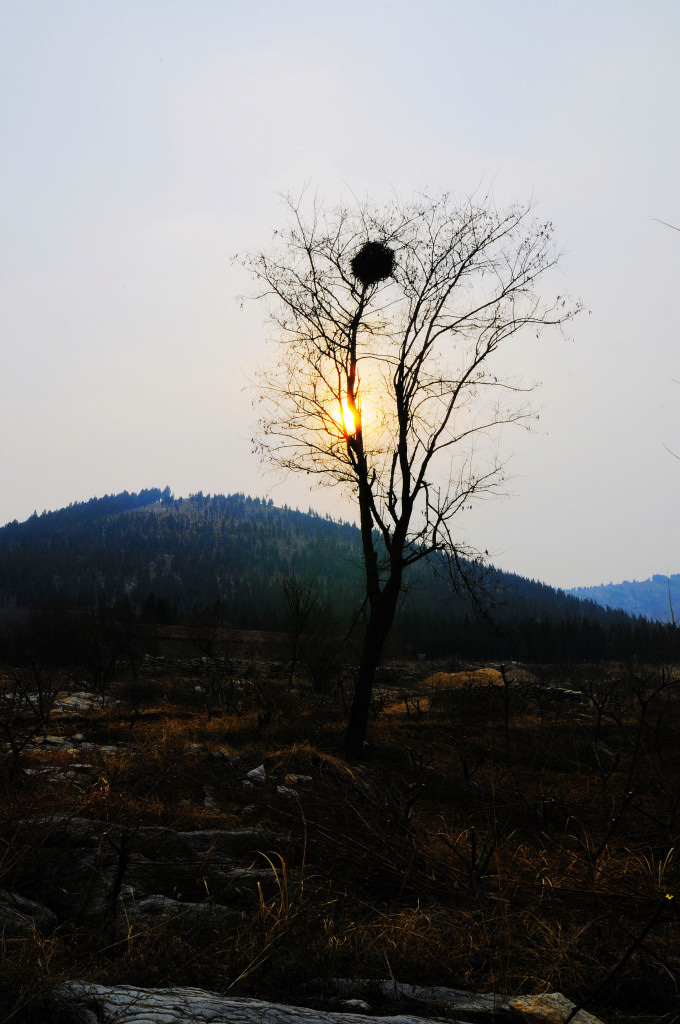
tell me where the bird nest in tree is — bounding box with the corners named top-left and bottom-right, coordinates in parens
top-left (350, 240), bottom-right (395, 287)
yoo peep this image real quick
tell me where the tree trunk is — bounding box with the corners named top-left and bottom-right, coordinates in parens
top-left (344, 585), bottom-right (400, 758)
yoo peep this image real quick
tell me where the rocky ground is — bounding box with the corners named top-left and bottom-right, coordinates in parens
top-left (2, 658), bottom-right (679, 1022)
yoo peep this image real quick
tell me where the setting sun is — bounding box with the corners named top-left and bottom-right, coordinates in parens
top-left (341, 396), bottom-right (357, 435)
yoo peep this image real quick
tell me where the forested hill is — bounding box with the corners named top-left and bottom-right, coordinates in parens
top-left (0, 490), bottom-right (363, 629)
top-left (0, 489), bottom-right (673, 662)
top-left (567, 574), bottom-right (680, 624)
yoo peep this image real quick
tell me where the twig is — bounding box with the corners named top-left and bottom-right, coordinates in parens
top-left (562, 899), bottom-right (670, 1024)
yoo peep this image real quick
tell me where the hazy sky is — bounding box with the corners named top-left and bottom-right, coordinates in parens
top-left (2, 0), bottom-right (679, 589)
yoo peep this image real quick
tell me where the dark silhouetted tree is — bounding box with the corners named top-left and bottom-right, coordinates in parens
top-left (243, 190), bottom-right (581, 756)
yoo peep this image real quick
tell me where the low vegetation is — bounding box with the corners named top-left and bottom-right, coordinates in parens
top-left (1, 649), bottom-right (679, 1023)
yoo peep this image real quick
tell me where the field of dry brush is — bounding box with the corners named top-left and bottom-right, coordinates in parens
top-left (1, 656), bottom-right (679, 1022)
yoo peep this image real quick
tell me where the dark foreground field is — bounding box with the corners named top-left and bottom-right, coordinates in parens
top-left (1, 656), bottom-right (679, 1023)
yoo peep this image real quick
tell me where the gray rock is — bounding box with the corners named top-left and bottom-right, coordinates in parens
top-left (124, 895), bottom-right (238, 937)
top-left (5, 817), bottom-right (279, 857)
top-left (52, 984), bottom-right (604, 1024)
top-left (52, 692), bottom-right (112, 716)
top-left (323, 980), bottom-right (603, 1024)
top-left (0, 888), bottom-right (58, 937)
top-left (284, 774), bottom-right (313, 786)
top-left (510, 993), bottom-right (601, 1024)
top-left (327, 979), bottom-right (507, 1017)
top-left (1, 817), bottom-right (290, 921)
top-left (131, 825), bottom-right (280, 858)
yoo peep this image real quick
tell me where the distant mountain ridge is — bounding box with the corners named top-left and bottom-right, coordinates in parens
top-left (0, 489), bottom-right (674, 662)
top-left (567, 574), bottom-right (680, 623)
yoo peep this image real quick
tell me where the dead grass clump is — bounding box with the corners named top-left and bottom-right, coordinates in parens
top-left (423, 667), bottom-right (505, 688)
top-left (268, 740), bottom-right (363, 784)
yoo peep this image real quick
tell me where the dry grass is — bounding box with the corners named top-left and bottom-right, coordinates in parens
top-left (423, 667), bottom-right (506, 688)
top-left (1, 660), bottom-right (680, 1022)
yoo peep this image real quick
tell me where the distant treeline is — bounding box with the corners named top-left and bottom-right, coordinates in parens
top-left (0, 489), bottom-right (676, 665)
top-left (568, 574), bottom-right (680, 623)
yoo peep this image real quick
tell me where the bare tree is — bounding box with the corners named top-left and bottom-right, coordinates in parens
top-left (1, 662), bottom-right (63, 777)
top-left (280, 571), bottom-right (333, 690)
top-left (241, 190), bottom-right (580, 756)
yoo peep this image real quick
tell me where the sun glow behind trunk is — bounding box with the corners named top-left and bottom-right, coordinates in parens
top-left (327, 369), bottom-right (386, 441)
top-left (341, 396), bottom-right (357, 436)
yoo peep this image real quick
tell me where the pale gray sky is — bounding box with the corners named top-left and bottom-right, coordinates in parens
top-left (1, 0), bottom-right (678, 588)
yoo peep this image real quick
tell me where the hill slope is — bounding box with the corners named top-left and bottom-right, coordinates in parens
top-left (0, 489), bottom-right (672, 661)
